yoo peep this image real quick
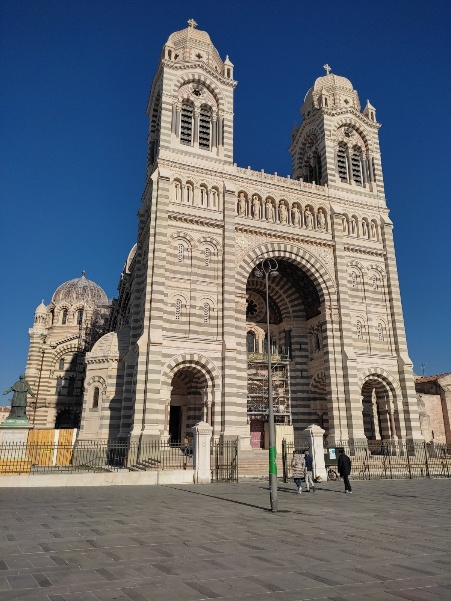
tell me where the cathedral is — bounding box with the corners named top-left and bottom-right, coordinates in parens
top-left (24, 20), bottom-right (423, 449)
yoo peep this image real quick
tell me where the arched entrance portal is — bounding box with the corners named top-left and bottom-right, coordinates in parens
top-left (361, 377), bottom-right (399, 442)
top-left (245, 259), bottom-right (329, 446)
top-left (169, 367), bottom-right (208, 444)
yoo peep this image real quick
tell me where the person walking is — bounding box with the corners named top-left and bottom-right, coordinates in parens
top-left (304, 450), bottom-right (315, 492)
top-left (337, 449), bottom-right (352, 493)
top-left (291, 449), bottom-right (305, 494)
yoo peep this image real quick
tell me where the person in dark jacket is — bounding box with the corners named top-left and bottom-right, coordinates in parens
top-left (304, 450), bottom-right (315, 492)
top-left (337, 449), bottom-right (352, 493)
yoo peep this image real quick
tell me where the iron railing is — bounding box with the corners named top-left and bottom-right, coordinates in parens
top-left (211, 439), bottom-right (238, 482)
top-left (0, 439), bottom-right (192, 475)
top-left (281, 438), bottom-right (451, 482)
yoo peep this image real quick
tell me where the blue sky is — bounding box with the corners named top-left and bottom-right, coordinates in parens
top-left (1, 0), bottom-right (450, 400)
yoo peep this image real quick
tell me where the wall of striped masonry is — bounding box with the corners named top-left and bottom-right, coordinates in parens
top-left (73, 25), bottom-right (423, 448)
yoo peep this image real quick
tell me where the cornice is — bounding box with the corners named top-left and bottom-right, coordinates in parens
top-left (50, 335), bottom-right (80, 348)
top-left (161, 59), bottom-right (237, 89)
top-left (344, 243), bottom-right (385, 257)
top-left (168, 212), bottom-right (224, 229)
top-left (236, 225), bottom-right (334, 249)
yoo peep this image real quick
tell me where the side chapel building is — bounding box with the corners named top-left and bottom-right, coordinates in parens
top-left (25, 21), bottom-right (424, 449)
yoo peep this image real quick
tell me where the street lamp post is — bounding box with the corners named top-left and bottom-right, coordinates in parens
top-left (254, 258), bottom-right (278, 512)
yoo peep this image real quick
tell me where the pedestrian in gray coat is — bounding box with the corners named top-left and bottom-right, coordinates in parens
top-left (291, 450), bottom-right (305, 494)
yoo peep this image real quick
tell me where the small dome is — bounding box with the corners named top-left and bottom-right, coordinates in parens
top-left (125, 244), bottom-right (137, 274)
top-left (165, 21), bottom-right (224, 72)
top-left (301, 71), bottom-right (360, 118)
top-left (89, 329), bottom-right (129, 359)
top-left (35, 300), bottom-right (47, 314)
top-left (52, 272), bottom-right (108, 307)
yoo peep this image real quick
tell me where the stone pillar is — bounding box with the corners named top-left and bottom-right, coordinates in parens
top-left (381, 221), bottom-right (422, 443)
top-left (221, 181), bottom-right (251, 450)
top-left (192, 421), bottom-right (212, 484)
top-left (303, 424), bottom-right (327, 481)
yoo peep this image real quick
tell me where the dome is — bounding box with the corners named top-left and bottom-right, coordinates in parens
top-left (165, 21), bottom-right (224, 72)
top-left (301, 70), bottom-right (360, 118)
top-left (35, 300), bottom-right (47, 315)
top-left (89, 329), bottom-right (129, 359)
top-left (125, 244), bottom-right (137, 274)
top-left (51, 272), bottom-right (108, 307)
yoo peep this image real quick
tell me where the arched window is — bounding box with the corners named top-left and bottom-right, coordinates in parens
top-left (204, 248), bottom-right (211, 267)
top-left (180, 103), bottom-right (194, 145)
top-left (55, 376), bottom-right (62, 394)
top-left (210, 188), bottom-right (218, 208)
top-left (77, 309), bottom-right (84, 325)
top-left (371, 274), bottom-right (378, 290)
top-left (200, 186), bottom-right (208, 206)
top-left (203, 303), bottom-right (210, 323)
top-left (61, 309), bottom-right (68, 325)
top-left (177, 244), bottom-right (184, 262)
top-left (93, 387), bottom-right (100, 408)
top-left (316, 152), bottom-right (322, 184)
top-left (50, 309), bottom-right (55, 324)
top-left (186, 183), bottom-right (193, 204)
top-left (174, 180), bottom-right (181, 202)
top-left (377, 323), bottom-right (384, 341)
top-left (351, 148), bottom-right (363, 186)
top-left (356, 321), bottom-right (363, 339)
top-left (199, 106), bottom-right (212, 150)
top-left (59, 358), bottom-right (65, 371)
top-left (247, 331), bottom-right (256, 353)
top-left (175, 299), bottom-right (182, 321)
top-left (337, 144), bottom-right (349, 182)
top-left (351, 272), bottom-right (357, 288)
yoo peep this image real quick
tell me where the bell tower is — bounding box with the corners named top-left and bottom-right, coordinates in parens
top-left (146, 19), bottom-right (236, 175)
top-left (290, 65), bottom-right (384, 197)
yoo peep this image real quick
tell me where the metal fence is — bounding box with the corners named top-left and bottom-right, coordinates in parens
top-left (0, 439), bottom-right (192, 475)
top-left (211, 439), bottom-right (238, 483)
top-left (282, 439), bottom-right (451, 482)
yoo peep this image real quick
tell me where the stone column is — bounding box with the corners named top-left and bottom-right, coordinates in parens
top-left (303, 424), bottom-right (327, 481)
top-left (328, 210), bottom-right (366, 444)
top-left (161, 385), bottom-right (172, 439)
top-left (133, 169), bottom-right (171, 440)
top-left (221, 181), bottom-right (251, 450)
top-left (192, 421), bottom-right (212, 484)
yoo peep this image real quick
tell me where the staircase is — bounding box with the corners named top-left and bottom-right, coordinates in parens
top-left (238, 449), bottom-right (285, 480)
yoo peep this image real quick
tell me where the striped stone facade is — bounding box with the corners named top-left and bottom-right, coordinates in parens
top-left (25, 22), bottom-right (423, 448)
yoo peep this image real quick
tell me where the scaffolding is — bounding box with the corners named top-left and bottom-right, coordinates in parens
top-left (247, 353), bottom-right (291, 424)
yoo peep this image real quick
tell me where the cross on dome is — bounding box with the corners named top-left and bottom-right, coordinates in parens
top-left (323, 64), bottom-right (332, 75)
top-left (187, 18), bottom-right (198, 28)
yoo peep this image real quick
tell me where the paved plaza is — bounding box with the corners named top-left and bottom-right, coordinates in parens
top-left (0, 478), bottom-right (450, 601)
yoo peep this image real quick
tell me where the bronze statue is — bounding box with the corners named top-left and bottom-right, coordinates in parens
top-left (3, 374), bottom-right (35, 422)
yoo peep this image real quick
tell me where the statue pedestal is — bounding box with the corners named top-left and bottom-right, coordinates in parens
top-left (0, 421), bottom-right (34, 475)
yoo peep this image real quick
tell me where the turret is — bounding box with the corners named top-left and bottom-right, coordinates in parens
top-left (290, 65), bottom-right (384, 197)
top-left (146, 19), bottom-right (237, 173)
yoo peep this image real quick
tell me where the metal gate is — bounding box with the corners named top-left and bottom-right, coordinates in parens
top-left (211, 439), bottom-right (238, 482)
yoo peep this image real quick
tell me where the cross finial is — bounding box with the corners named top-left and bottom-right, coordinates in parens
top-left (187, 18), bottom-right (198, 28)
top-left (323, 63), bottom-right (332, 75)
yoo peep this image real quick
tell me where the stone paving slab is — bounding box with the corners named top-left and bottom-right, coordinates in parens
top-left (0, 478), bottom-right (450, 600)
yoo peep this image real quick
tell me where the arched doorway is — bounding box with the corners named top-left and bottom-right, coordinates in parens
top-left (55, 407), bottom-right (81, 429)
top-left (245, 258), bottom-right (329, 445)
top-left (169, 367), bottom-right (208, 444)
top-left (361, 377), bottom-right (397, 441)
